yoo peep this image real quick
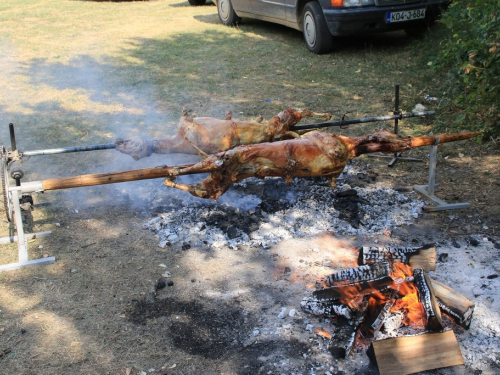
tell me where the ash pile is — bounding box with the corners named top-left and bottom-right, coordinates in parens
top-left (144, 162), bottom-right (424, 250)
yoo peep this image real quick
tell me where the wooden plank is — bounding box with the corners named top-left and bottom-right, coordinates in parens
top-left (368, 330), bottom-right (464, 375)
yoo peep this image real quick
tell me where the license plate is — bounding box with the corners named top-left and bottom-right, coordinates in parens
top-left (386, 8), bottom-right (426, 23)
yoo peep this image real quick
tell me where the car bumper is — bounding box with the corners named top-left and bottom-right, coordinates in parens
top-left (321, 1), bottom-right (449, 35)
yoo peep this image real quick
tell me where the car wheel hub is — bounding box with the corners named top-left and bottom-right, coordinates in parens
top-left (304, 13), bottom-right (316, 47)
top-left (220, 0), bottom-right (229, 20)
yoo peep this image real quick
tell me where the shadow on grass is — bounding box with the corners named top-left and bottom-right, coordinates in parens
top-left (79, 0), bottom-right (150, 2)
top-left (194, 13), bottom-right (417, 52)
top-left (0, 17), bottom-right (495, 375)
top-left (169, 0), bottom-right (216, 8)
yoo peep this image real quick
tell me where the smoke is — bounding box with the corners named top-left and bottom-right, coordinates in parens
top-left (0, 45), bottom-right (211, 211)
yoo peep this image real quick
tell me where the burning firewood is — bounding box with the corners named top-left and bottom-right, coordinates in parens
top-left (361, 291), bottom-right (398, 338)
top-left (301, 255), bottom-right (474, 363)
top-left (114, 107), bottom-right (326, 160)
top-left (160, 129), bottom-right (480, 200)
top-left (301, 297), bottom-right (357, 320)
top-left (413, 268), bottom-right (444, 332)
top-left (327, 309), bottom-right (367, 359)
top-left (318, 261), bottom-right (392, 289)
top-left (312, 276), bottom-right (394, 307)
top-left (359, 244), bottom-right (437, 272)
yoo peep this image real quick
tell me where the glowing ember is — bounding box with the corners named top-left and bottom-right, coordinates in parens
top-left (315, 328), bottom-right (332, 339)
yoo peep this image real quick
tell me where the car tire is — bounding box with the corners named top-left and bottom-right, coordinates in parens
top-left (217, 0), bottom-right (241, 26)
top-left (188, 0), bottom-right (207, 5)
top-left (302, 2), bottom-right (334, 54)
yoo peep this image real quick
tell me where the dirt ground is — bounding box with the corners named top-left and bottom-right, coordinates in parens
top-left (0, 2), bottom-right (499, 372)
top-left (0, 134), bottom-right (499, 375)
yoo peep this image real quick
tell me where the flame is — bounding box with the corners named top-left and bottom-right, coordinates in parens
top-left (394, 290), bottom-right (426, 329)
top-left (315, 328), bottom-right (332, 339)
top-left (392, 262), bottom-right (412, 279)
top-left (389, 262), bottom-right (426, 329)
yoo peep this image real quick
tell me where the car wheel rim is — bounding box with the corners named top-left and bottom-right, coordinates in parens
top-left (219, 0), bottom-right (229, 21)
top-left (304, 12), bottom-right (316, 47)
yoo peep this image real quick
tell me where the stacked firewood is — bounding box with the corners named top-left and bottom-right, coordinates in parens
top-left (301, 244), bottom-right (474, 374)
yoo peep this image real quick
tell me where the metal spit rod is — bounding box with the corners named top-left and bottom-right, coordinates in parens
top-left (291, 110), bottom-right (435, 131)
top-left (20, 110), bottom-right (435, 156)
top-left (22, 143), bottom-right (116, 156)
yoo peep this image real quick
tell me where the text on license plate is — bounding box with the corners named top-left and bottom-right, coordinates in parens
top-left (386, 8), bottom-right (426, 23)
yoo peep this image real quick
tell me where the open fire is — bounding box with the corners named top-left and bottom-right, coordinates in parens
top-left (301, 244), bottom-right (474, 373)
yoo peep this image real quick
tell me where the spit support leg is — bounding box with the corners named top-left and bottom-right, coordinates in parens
top-left (413, 136), bottom-right (470, 212)
top-left (0, 187), bottom-right (55, 272)
top-left (368, 84), bottom-right (423, 166)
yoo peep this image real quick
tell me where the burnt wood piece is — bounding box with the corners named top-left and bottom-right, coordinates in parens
top-left (431, 278), bottom-right (475, 329)
top-left (300, 297), bottom-right (356, 319)
top-left (367, 330), bottom-right (464, 375)
top-left (413, 268), bottom-right (444, 332)
top-left (327, 303), bottom-right (367, 359)
top-left (320, 261), bottom-right (391, 288)
top-left (360, 290), bottom-right (399, 339)
top-left (359, 244), bottom-right (436, 272)
top-left (312, 276), bottom-right (394, 308)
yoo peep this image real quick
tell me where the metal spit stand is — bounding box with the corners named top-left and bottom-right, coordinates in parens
top-left (413, 136), bottom-right (470, 212)
top-left (0, 125), bottom-right (55, 272)
top-left (368, 84), bottom-right (423, 166)
top-left (0, 188), bottom-right (54, 272)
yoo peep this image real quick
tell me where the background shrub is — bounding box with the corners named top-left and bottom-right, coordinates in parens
top-left (431, 0), bottom-right (500, 140)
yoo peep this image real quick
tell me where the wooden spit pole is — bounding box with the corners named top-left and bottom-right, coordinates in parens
top-left (40, 164), bottom-right (195, 191)
top-left (38, 131), bottom-right (480, 191)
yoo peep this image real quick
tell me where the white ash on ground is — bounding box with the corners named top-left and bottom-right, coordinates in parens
top-left (130, 162), bottom-right (499, 375)
top-left (144, 163), bottom-right (425, 251)
top-left (133, 234), bottom-right (499, 375)
top-left (431, 238), bottom-right (500, 372)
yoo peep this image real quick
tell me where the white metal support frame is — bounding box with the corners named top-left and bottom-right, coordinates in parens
top-left (0, 182), bottom-right (54, 272)
top-left (413, 136), bottom-right (470, 212)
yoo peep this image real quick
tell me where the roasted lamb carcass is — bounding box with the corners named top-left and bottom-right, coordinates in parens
top-left (115, 108), bottom-right (329, 160)
top-left (161, 129), bottom-right (480, 200)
